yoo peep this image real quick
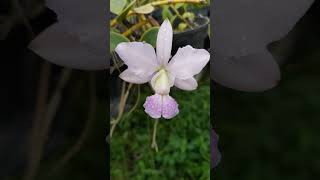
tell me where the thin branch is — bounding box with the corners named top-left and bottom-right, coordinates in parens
top-left (24, 62), bottom-right (51, 180)
top-left (110, 83), bottom-right (133, 138)
top-left (151, 0), bottom-right (206, 6)
top-left (24, 67), bottom-right (72, 180)
top-left (49, 73), bottom-right (96, 176)
top-left (122, 20), bottom-right (147, 37)
top-left (124, 85), bottom-right (141, 118)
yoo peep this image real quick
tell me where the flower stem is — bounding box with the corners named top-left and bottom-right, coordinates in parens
top-left (24, 62), bottom-right (51, 180)
top-left (124, 85), bottom-right (141, 118)
top-left (110, 82), bottom-right (133, 138)
top-left (48, 72), bottom-right (94, 176)
top-left (151, 119), bottom-right (159, 152)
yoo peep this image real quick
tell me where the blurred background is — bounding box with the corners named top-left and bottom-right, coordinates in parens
top-left (213, 1), bottom-right (320, 179)
top-left (0, 1), bottom-right (107, 179)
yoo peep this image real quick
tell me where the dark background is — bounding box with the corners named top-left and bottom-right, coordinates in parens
top-left (0, 1), bottom-right (107, 179)
top-left (213, 1), bottom-right (320, 179)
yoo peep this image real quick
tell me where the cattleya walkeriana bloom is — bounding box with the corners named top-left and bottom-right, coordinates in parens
top-left (115, 19), bottom-right (210, 119)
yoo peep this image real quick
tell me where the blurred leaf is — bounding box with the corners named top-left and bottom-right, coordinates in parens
top-left (112, 0), bottom-right (136, 24)
top-left (110, 0), bottom-right (127, 15)
top-left (175, 3), bottom-right (184, 9)
top-left (178, 23), bottom-right (188, 31)
top-left (170, 15), bottom-right (177, 24)
top-left (110, 32), bottom-right (130, 52)
top-left (162, 6), bottom-right (173, 20)
top-left (182, 12), bottom-right (195, 21)
top-left (133, 3), bottom-right (155, 14)
top-left (140, 27), bottom-right (159, 47)
top-left (111, 28), bottom-right (120, 33)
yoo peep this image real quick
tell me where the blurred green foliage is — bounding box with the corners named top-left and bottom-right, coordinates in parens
top-left (111, 80), bottom-right (210, 179)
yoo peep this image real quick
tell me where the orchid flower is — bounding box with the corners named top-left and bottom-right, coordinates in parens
top-left (115, 19), bottom-right (210, 119)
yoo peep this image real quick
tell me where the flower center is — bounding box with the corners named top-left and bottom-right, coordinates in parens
top-left (153, 69), bottom-right (171, 95)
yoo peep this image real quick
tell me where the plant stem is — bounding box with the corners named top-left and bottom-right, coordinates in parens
top-left (24, 67), bottom-right (72, 180)
top-left (151, 0), bottom-right (206, 6)
top-left (24, 62), bottom-right (51, 180)
top-left (110, 52), bottom-right (123, 74)
top-left (124, 85), bottom-right (141, 118)
top-left (147, 15), bottom-right (160, 26)
top-left (151, 119), bottom-right (159, 152)
top-left (110, 82), bottom-right (133, 138)
top-left (48, 72), bottom-right (95, 176)
top-left (122, 20), bottom-right (147, 37)
top-left (110, 0), bottom-right (205, 27)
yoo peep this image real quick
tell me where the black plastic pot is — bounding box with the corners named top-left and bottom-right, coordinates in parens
top-left (172, 16), bottom-right (210, 54)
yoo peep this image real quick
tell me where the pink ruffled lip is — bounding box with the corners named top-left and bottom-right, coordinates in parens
top-left (143, 94), bottom-right (179, 119)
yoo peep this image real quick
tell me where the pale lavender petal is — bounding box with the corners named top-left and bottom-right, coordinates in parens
top-left (119, 69), bottom-right (152, 84)
top-left (161, 95), bottom-right (179, 119)
top-left (167, 45), bottom-right (210, 79)
top-left (174, 77), bottom-right (198, 91)
top-left (115, 42), bottom-right (158, 76)
top-left (212, 50), bottom-right (280, 92)
top-left (156, 19), bottom-right (173, 66)
top-left (29, 23), bottom-right (107, 70)
top-left (143, 94), bottom-right (162, 119)
top-left (47, 0), bottom-right (107, 69)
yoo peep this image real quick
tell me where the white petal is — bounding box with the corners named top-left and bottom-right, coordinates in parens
top-left (47, 0), bottom-right (107, 68)
top-left (115, 42), bottom-right (158, 75)
top-left (150, 70), bottom-right (175, 95)
top-left (119, 69), bottom-right (152, 84)
top-left (156, 19), bottom-right (173, 66)
top-left (167, 45), bottom-right (210, 79)
top-left (174, 77), bottom-right (198, 91)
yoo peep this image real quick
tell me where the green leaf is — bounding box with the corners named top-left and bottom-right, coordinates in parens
top-left (162, 6), bottom-right (173, 20)
top-left (111, 28), bottom-right (120, 33)
top-left (110, 0), bottom-right (127, 15)
top-left (170, 15), bottom-right (177, 24)
top-left (133, 3), bottom-right (155, 14)
top-left (175, 3), bottom-right (184, 9)
top-left (140, 27), bottom-right (159, 47)
top-left (110, 32), bottom-right (130, 52)
top-left (113, 0), bottom-right (136, 23)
